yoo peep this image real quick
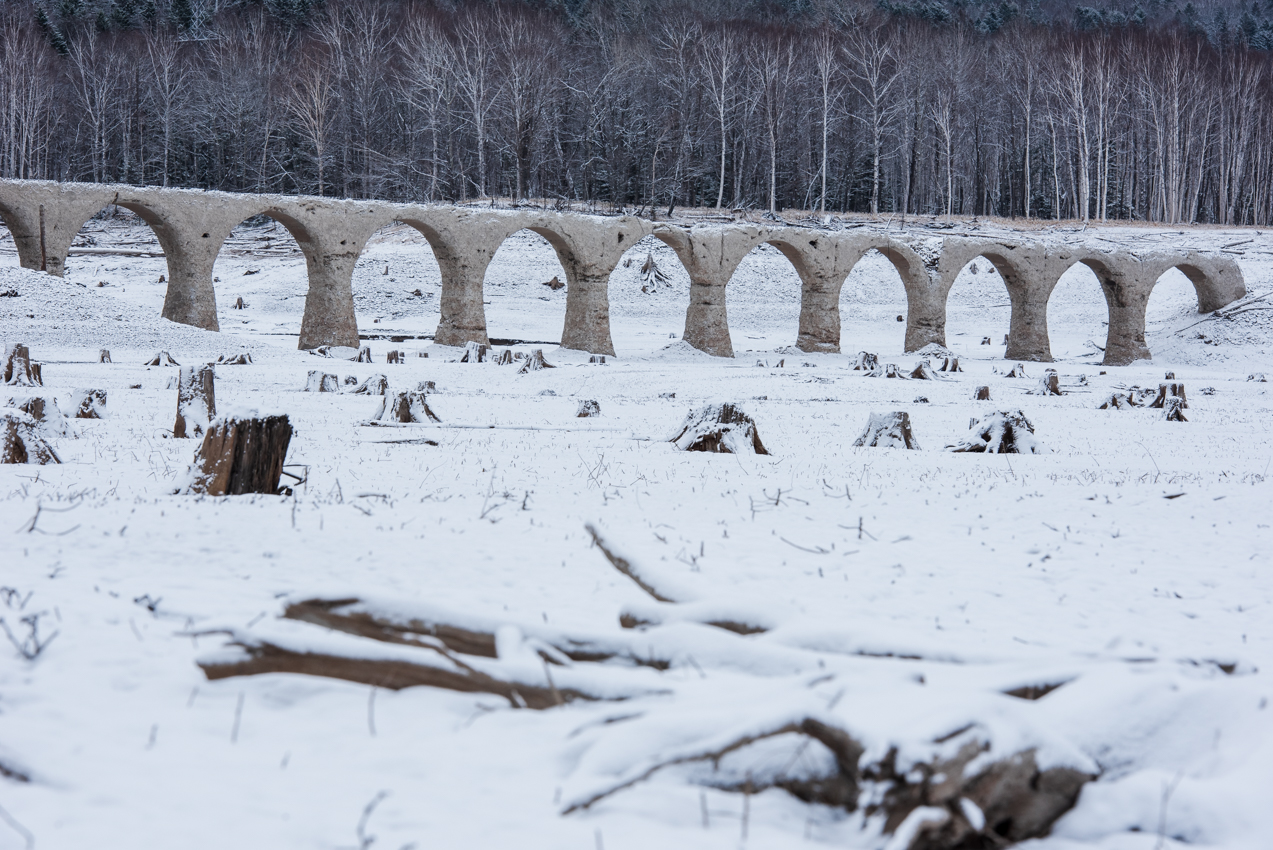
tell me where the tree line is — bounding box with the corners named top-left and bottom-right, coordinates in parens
top-left (3, 0), bottom-right (1273, 224)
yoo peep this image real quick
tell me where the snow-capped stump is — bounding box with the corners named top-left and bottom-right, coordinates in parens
top-left (1247, 373), bottom-right (1266, 383)
top-left (1163, 397), bottom-right (1188, 422)
top-left (173, 364), bottom-right (216, 439)
top-left (1200, 386), bottom-right (1216, 395)
top-left (947, 410), bottom-right (1041, 454)
top-left (576, 400), bottom-right (600, 418)
top-left (343, 375), bottom-right (358, 386)
top-left (232, 297), bottom-right (246, 309)
top-left (183, 412), bottom-right (292, 496)
top-left (852, 352), bottom-right (879, 371)
top-left (385, 350), bottom-right (403, 364)
top-left (98, 349), bottom-right (111, 364)
top-left (981, 336), bottom-right (991, 345)
top-left (539, 389), bottom-right (557, 396)
top-left (908, 360), bottom-right (940, 380)
top-left (939, 356), bottom-right (962, 372)
top-left (913, 396), bottom-right (929, 403)
top-left (518, 349), bottom-right (554, 373)
top-left (370, 390), bottom-right (440, 424)
top-left (304, 371), bottom-right (339, 392)
top-left (0, 411), bottom-right (60, 464)
top-left (144, 350), bottom-right (179, 367)
top-left (72, 388), bottom-right (107, 419)
top-left (853, 411), bottom-right (920, 449)
top-left (351, 374), bottom-right (388, 395)
top-left (1149, 382), bottom-right (1187, 409)
top-left (215, 352), bottom-right (253, 365)
top-left (354, 346), bottom-right (373, 363)
top-left (589, 355), bottom-right (607, 364)
top-left (3, 344), bottom-right (42, 387)
top-left (639, 252), bottom-right (671, 293)
top-left (974, 386), bottom-right (991, 400)
top-left (1031, 369), bottom-right (1062, 396)
top-left (669, 403), bottom-right (769, 455)
top-left (7, 395), bottom-right (73, 437)
top-left (867, 362), bottom-right (903, 378)
top-left (494, 349), bottom-right (514, 366)
top-left (417, 380), bottom-right (437, 393)
top-left (1004, 363), bottom-right (1028, 378)
top-left (460, 341), bottom-right (488, 364)
top-left (542, 275), bottom-right (565, 291)
top-left (1097, 392), bottom-right (1136, 410)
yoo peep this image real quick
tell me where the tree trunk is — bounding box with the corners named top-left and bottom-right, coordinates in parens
top-left (184, 413), bottom-right (292, 496)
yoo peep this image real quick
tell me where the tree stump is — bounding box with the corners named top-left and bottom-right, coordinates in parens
top-left (867, 363), bottom-right (903, 378)
top-left (417, 351), bottom-right (429, 358)
top-left (7, 395), bottom-right (73, 436)
top-left (344, 375), bottom-right (359, 386)
top-left (184, 413), bottom-right (292, 496)
top-left (3, 344), bottom-right (41, 387)
top-left (386, 350), bottom-right (402, 364)
top-left (174, 364), bottom-right (216, 438)
top-left (1164, 371), bottom-right (1175, 380)
top-left (495, 349), bottom-right (514, 366)
top-left (371, 391), bottom-right (440, 423)
top-left (459, 341), bottom-right (488, 364)
top-left (947, 409), bottom-right (1041, 454)
top-left (908, 360), bottom-right (940, 380)
top-left (1031, 369), bottom-right (1062, 396)
top-left (304, 371), bottom-right (339, 392)
top-left (73, 389), bottom-right (107, 419)
top-left (940, 357), bottom-right (962, 372)
top-left (144, 351), bottom-right (179, 367)
top-left (542, 275), bottom-right (565, 291)
top-left (1149, 382), bottom-right (1187, 409)
top-left (1163, 397), bottom-right (1188, 422)
top-left (232, 297), bottom-right (246, 309)
top-left (518, 349), bottom-right (554, 373)
top-left (577, 400), bottom-right (601, 417)
top-left (669, 403), bottom-right (768, 455)
top-left (354, 346), bottom-right (373, 363)
top-left (852, 352), bottom-right (879, 371)
top-left (853, 411), bottom-right (920, 449)
top-left (1004, 363), bottom-right (1028, 378)
top-left (1248, 373), bottom-right (1267, 383)
top-left (973, 386), bottom-right (991, 401)
top-left (417, 380), bottom-right (437, 393)
top-left (1, 411), bottom-right (60, 464)
top-left (640, 252), bottom-right (671, 293)
top-left (216, 352), bottom-right (253, 365)
top-left (589, 355), bottom-right (607, 364)
top-left (99, 349), bottom-right (112, 364)
top-left (981, 337), bottom-right (991, 345)
top-left (351, 374), bottom-right (388, 395)
top-left (1097, 392), bottom-right (1136, 410)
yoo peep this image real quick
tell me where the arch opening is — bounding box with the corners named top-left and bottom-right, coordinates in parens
top-left (61, 204), bottom-right (171, 316)
top-left (945, 256), bottom-right (1012, 359)
top-left (0, 208), bottom-right (14, 267)
top-left (1045, 260), bottom-right (1111, 362)
top-left (724, 241), bottom-right (804, 354)
top-left (1146, 265), bottom-right (1208, 356)
top-left (838, 248), bottom-right (910, 357)
top-left (210, 214), bottom-right (310, 341)
top-left (348, 220), bottom-right (444, 353)
top-left (482, 227), bottom-right (570, 347)
top-left (607, 234), bottom-right (691, 356)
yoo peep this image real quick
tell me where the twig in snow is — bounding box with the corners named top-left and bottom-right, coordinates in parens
top-left (585, 523), bottom-right (677, 603)
top-left (0, 802), bottom-right (34, 850)
top-left (354, 790), bottom-right (390, 850)
top-left (1, 613), bottom-right (59, 660)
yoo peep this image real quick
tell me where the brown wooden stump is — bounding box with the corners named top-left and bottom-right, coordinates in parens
top-left (867, 363), bottom-right (903, 378)
top-left (518, 349), bottom-right (554, 374)
top-left (1, 411), bottom-right (60, 464)
top-left (1248, 373), bottom-right (1267, 383)
top-left (908, 360), bottom-right (940, 380)
top-left (7, 395), bottom-right (73, 436)
top-left (73, 389), bottom-right (107, 419)
top-left (1163, 397), bottom-right (1188, 422)
top-left (1097, 392), bottom-right (1136, 410)
top-left (577, 400), bottom-right (601, 417)
top-left (351, 374), bottom-right (388, 395)
top-left (184, 413), bottom-right (292, 496)
top-left (1164, 371), bottom-right (1175, 380)
top-left (371, 391), bottom-right (440, 423)
top-left (669, 403), bottom-right (768, 455)
top-left (973, 386), bottom-right (991, 401)
top-left (852, 352), bottom-right (879, 371)
top-left (981, 337), bottom-right (991, 345)
top-left (3, 344), bottom-right (41, 387)
top-left (1004, 363), bottom-right (1028, 378)
top-left (99, 349), bottom-right (112, 364)
top-left (461, 341), bottom-right (489, 363)
top-left (144, 351), bottom-right (179, 367)
top-left (1032, 369), bottom-right (1062, 396)
top-left (853, 411), bottom-right (920, 449)
top-left (947, 409), bottom-right (1040, 454)
top-left (386, 350), bottom-right (402, 364)
top-left (304, 371), bottom-right (339, 392)
top-left (233, 297), bottom-right (247, 309)
top-left (354, 346), bottom-right (373, 363)
top-left (1149, 382), bottom-right (1187, 409)
top-left (417, 380), bottom-right (437, 393)
top-left (216, 353), bottom-right (253, 365)
top-left (174, 364), bottom-right (216, 438)
top-left (940, 357), bottom-right (962, 372)
top-left (589, 355), bottom-right (607, 364)
top-left (495, 349), bottom-right (514, 366)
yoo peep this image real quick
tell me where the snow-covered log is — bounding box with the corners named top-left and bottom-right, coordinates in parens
top-left (351, 374), bottom-right (388, 395)
top-left (370, 390), bottom-right (440, 423)
top-left (173, 364), bottom-right (216, 438)
top-left (576, 400), bottom-right (600, 417)
top-left (304, 371), bottom-right (339, 392)
top-left (72, 389), bottom-right (107, 419)
top-left (668, 403), bottom-right (769, 455)
top-left (0, 411), bottom-right (60, 464)
top-left (853, 411), bottom-right (920, 449)
top-left (946, 410), bottom-right (1041, 454)
top-left (3, 344), bottom-right (41, 387)
top-left (183, 412), bottom-right (292, 496)
top-left (518, 349), bottom-right (554, 373)
top-left (144, 350), bottom-right (179, 367)
top-left (1149, 382), bottom-right (1187, 409)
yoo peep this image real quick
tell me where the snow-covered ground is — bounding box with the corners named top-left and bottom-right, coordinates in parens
top-left (1, 214), bottom-right (1272, 850)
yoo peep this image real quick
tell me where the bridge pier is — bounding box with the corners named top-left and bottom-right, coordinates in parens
top-left (655, 225), bottom-right (765, 358)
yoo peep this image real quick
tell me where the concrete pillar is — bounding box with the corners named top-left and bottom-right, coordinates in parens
top-left (1004, 285), bottom-right (1053, 362)
top-left (433, 250), bottom-right (493, 347)
top-left (656, 225), bottom-right (762, 358)
top-left (1101, 280), bottom-right (1152, 366)
top-left (161, 244), bottom-right (222, 331)
top-left (796, 278), bottom-right (841, 353)
top-left (0, 198), bottom-right (46, 273)
top-left (298, 243), bottom-right (363, 350)
top-left (560, 267), bottom-right (615, 355)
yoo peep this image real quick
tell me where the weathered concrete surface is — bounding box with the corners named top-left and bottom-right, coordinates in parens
top-left (0, 179), bottom-right (1246, 361)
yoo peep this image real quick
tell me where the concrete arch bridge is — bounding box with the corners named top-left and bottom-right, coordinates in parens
top-left (0, 180), bottom-right (1245, 366)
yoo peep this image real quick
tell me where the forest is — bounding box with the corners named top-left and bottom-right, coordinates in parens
top-left (2, 0), bottom-right (1273, 223)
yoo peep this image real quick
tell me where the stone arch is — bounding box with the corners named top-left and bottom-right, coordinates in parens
top-left (940, 251), bottom-right (1021, 358)
top-left (481, 225), bottom-right (573, 348)
top-left (721, 237), bottom-right (807, 354)
top-left (830, 238), bottom-right (934, 355)
top-left (605, 233), bottom-right (692, 355)
top-left (344, 217), bottom-right (446, 344)
top-left (1041, 255), bottom-right (1121, 364)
